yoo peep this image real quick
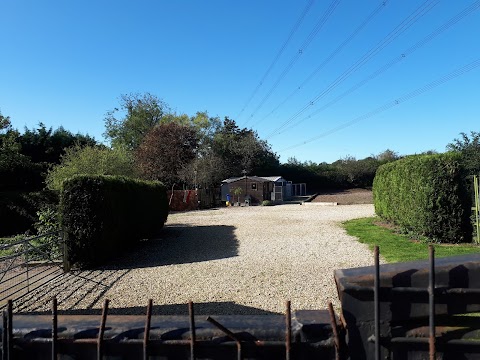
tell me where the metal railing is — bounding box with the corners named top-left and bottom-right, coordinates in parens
top-left (371, 245), bottom-right (480, 360)
top-left (0, 232), bottom-right (64, 307)
top-left (1, 298), bottom-right (340, 359)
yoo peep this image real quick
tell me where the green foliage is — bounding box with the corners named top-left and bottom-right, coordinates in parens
top-left (135, 122), bottom-right (199, 187)
top-left (447, 131), bottom-right (480, 175)
top-left (211, 118), bottom-right (279, 178)
top-left (46, 145), bottom-right (137, 191)
top-left (0, 190), bottom-right (58, 236)
top-left (233, 187), bottom-right (242, 203)
top-left (60, 175), bottom-right (168, 268)
top-left (261, 200), bottom-right (274, 206)
top-left (28, 206), bottom-right (62, 261)
top-left (344, 217), bottom-right (479, 263)
top-left (104, 93), bottom-right (170, 150)
top-left (17, 123), bottom-right (97, 164)
top-left (373, 153), bottom-right (470, 243)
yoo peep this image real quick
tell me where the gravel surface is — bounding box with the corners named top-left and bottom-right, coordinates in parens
top-left (312, 189), bottom-right (373, 205)
top-left (17, 204), bottom-right (376, 315)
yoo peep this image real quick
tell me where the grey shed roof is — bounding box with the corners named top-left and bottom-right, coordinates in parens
top-left (222, 176), bottom-right (274, 184)
top-left (260, 176), bottom-right (285, 182)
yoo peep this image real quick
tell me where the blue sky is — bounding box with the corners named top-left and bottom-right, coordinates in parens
top-left (1, 0), bottom-right (479, 163)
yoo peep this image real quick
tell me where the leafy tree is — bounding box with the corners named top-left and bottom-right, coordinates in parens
top-left (104, 93), bottom-right (170, 150)
top-left (447, 131), bottom-right (480, 174)
top-left (181, 153), bottom-right (227, 189)
top-left (135, 122), bottom-right (199, 187)
top-left (0, 112), bottom-right (12, 132)
top-left (46, 145), bottom-right (137, 191)
top-left (18, 123), bottom-right (97, 164)
top-left (0, 113), bottom-right (44, 191)
top-left (375, 149), bottom-right (400, 162)
top-left (211, 118), bottom-right (279, 177)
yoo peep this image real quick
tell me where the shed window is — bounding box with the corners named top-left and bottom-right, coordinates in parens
top-left (251, 183), bottom-right (257, 190)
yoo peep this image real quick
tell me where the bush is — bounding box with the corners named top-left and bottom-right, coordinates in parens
top-left (0, 190), bottom-right (58, 237)
top-left (261, 200), bottom-right (274, 206)
top-left (60, 175), bottom-right (168, 268)
top-left (373, 153), bottom-right (470, 243)
top-left (33, 205), bottom-right (62, 260)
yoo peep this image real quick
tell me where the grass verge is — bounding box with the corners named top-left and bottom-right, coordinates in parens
top-left (343, 217), bottom-right (479, 263)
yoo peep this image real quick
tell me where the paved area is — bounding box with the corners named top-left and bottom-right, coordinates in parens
top-left (17, 204), bottom-right (376, 315)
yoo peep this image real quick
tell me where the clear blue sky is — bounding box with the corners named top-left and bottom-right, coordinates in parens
top-left (1, 1), bottom-right (479, 163)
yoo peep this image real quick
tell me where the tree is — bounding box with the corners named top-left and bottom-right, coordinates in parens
top-left (46, 145), bottom-right (137, 191)
top-left (104, 93), bottom-right (170, 150)
top-left (0, 112), bottom-right (44, 191)
top-left (447, 131), bottom-right (480, 174)
top-left (375, 149), bottom-right (400, 163)
top-left (18, 123), bottom-right (97, 164)
top-left (181, 153), bottom-right (227, 189)
top-left (211, 118), bottom-right (279, 177)
top-left (135, 122), bottom-right (199, 187)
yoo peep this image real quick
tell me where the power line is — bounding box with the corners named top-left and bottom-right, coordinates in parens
top-left (275, 0), bottom-right (480, 135)
top-left (264, 0), bottom-right (439, 139)
top-left (243, 0), bottom-right (342, 126)
top-left (256, 0), bottom-right (390, 127)
top-left (236, 0), bottom-right (315, 120)
top-left (279, 58), bottom-right (480, 153)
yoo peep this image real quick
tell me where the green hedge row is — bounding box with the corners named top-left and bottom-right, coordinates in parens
top-left (373, 153), bottom-right (471, 243)
top-left (60, 175), bottom-right (168, 268)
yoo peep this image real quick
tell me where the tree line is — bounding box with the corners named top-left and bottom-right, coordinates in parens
top-left (1, 92), bottom-right (479, 237)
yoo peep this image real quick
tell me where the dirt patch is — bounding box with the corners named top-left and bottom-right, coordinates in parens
top-left (311, 189), bottom-right (373, 205)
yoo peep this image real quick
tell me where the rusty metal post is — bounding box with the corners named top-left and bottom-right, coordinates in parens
top-left (374, 246), bottom-right (380, 360)
top-left (328, 302), bottom-right (340, 360)
top-left (188, 301), bottom-right (196, 360)
top-left (52, 297), bottom-right (58, 360)
top-left (143, 299), bottom-right (152, 360)
top-left (97, 299), bottom-right (109, 360)
top-left (429, 245), bottom-right (436, 360)
top-left (6, 300), bottom-right (12, 360)
top-left (286, 301), bottom-right (291, 360)
top-left (2, 310), bottom-right (7, 360)
top-left (206, 316), bottom-right (242, 360)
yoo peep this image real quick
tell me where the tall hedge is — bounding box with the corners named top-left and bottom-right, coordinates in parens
top-left (60, 175), bottom-right (168, 268)
top-left (373, 153), bottom-right (470, 243)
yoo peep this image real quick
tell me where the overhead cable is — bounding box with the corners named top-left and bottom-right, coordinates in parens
top-left (243, 0), bottom-right (342, 126)
top-left (275, 0), bottom-right (480, 135)
top-left (236, 0), bottom-right (315, 120)
top-left (256, 0), bottom-right (390, 127)
top-left (264, 0), bottom-right (439, 139)
top-left (279, 58), bottom-right (480, 152)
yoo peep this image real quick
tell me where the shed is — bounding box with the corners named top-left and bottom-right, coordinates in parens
top-left (221, 176), bottom-right (274, 204)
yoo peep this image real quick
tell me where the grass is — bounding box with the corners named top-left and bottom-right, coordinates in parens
top-left (343, 217), bottom-right (479, 263)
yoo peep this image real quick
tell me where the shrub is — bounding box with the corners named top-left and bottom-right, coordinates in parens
top-left (60, 175), bottom-right (168, 268)
top-left (0, 190), bottom-right (58, 237)
top-left (261, 200), bottom-right (274, 206)
top-left (33, 205), bottom-right (62, 260)
top-left (373, 153), bottom-right (470, 243)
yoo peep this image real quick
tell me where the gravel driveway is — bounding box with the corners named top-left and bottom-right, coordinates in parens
top-left (17, 204), bottom-right (375, 315)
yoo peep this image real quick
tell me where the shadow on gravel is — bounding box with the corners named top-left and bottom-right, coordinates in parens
top-left (22, 301), bottom-right (279, 316)
top-left (101, 224), bottom-right (239, 270)
top-left (14, 269), bottom-right (131, 313)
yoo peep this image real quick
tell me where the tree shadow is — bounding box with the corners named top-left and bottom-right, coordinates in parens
top-left (22, 301), bottom-right (279, 316)
top-left (100, 224), bottom-right (239, 270)
top-left (13, 269), bottom-right (131, 313)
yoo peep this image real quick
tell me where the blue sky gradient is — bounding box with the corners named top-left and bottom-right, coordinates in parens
top-left (1, 1), bottom-right (479, 163)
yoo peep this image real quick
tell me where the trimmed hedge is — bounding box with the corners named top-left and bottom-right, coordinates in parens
top-left (373, 153), bottom-right (470, 243)
top-left (60, 175), bottom-right (168, 268)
